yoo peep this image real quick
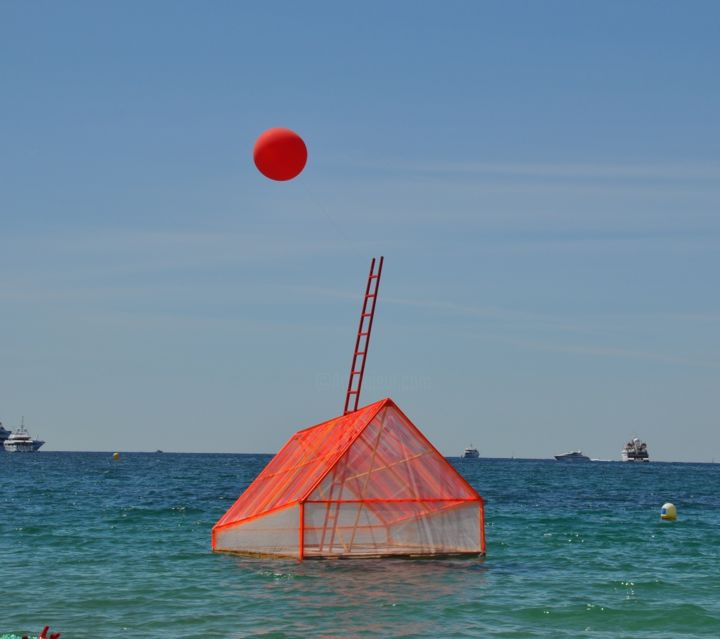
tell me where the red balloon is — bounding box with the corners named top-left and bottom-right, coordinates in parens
top-left (253, 128), bottom-right (307, 181)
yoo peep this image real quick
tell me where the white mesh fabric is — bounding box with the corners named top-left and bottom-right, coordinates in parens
top-left (303, 502), bottom-right (389, 556)
top-left (214, 504), bottom-right (300, 558)
top-left (388, 502), bottom-right (482, 554)
top-left (302, 501), bottom-right (481, 557)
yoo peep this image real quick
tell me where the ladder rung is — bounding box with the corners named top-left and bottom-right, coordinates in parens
top-left (355, 351), bottom-right (366, 356)
top-left (359, 332), bottom-right (369, 336)
top-left (350, 371), bottom-right (361, 376)
top-left (366, 294), bottom-right (376, 299)
top-left (347, 390), bottom-right (359, 395)
top-left (361, 313), bottom-right (373, 317)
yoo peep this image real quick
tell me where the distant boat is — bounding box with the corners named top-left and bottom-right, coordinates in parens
top-left (554, 450), bottom-right (590, 461)
top-left (3, 417), bottom-right (44, 453)
top-left (621, 437), bottom-right (649, 462)
top-left (462, 446), bottom-right (479, 459)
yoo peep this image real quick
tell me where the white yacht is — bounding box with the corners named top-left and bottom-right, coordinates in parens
top-left (462, 446), bottom-right (479, 459)
top-left (554, 450), bottom-right (590, 461)
top-left (3, 418), bottom-right (45, 453)
top-left (621, 437), bottom-right (649, 462)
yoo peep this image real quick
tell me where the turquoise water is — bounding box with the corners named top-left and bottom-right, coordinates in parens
top-left (1, 453), bottom-right (719, 638)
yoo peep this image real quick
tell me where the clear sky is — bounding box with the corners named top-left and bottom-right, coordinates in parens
top-left (1, 1), bottom-right (718, 461)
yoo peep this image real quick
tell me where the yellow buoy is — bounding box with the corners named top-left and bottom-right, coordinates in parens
top-left (112, 452), bottom-right (120, 460)
top-left (660, 502), bottom-right (677, 521)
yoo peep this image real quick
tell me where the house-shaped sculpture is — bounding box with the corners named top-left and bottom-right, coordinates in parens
top-left (212, 398), bottom-right (485, 559)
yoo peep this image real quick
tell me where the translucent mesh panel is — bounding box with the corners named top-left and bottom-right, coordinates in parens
top-left (303, 502), bottom-right (388, 557)
top-left (311, 406), bottom-right (478, 503)
top-left (214, 505), bottom-right (300, 558)
top-left (388, 501), bottom-right (482, 554)
top-left (214, 400), bottom-right (385, 529)
top-left (303, 501), bottom-right (482, 557)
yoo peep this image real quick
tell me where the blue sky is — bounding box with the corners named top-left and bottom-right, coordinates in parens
top-left (1, 1), bottom-right (718, 460)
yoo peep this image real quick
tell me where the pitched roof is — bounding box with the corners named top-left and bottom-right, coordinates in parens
top-left (309, 400), bottom-right (480, 506)
top-left (213, 398), bottom-right (483, 534)
top-left (214, 399), bottom-right (388, 529)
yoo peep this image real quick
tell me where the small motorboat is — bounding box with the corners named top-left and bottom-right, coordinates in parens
top-left (554, 450), bottom-right (590, 461)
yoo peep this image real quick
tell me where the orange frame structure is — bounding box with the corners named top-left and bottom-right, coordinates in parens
top-left (213, 258), bottom-right (485, 559)
top-left (213, 398), bottom-right (485, 559)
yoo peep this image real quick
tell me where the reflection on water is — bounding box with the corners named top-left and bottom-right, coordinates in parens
top-left (219, 556), bottom-right (489, 638)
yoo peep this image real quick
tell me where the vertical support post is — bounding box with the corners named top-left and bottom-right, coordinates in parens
top-left (299, 502), bottom-right (305, 560)
top-left (479, 500), bottom-right (486, 555)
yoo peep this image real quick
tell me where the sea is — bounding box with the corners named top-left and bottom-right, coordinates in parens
top-left (1, 453), bottom-right (719, 639)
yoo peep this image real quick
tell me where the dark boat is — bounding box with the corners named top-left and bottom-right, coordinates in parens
top-left (554, 450), bottom-right (590, 461)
